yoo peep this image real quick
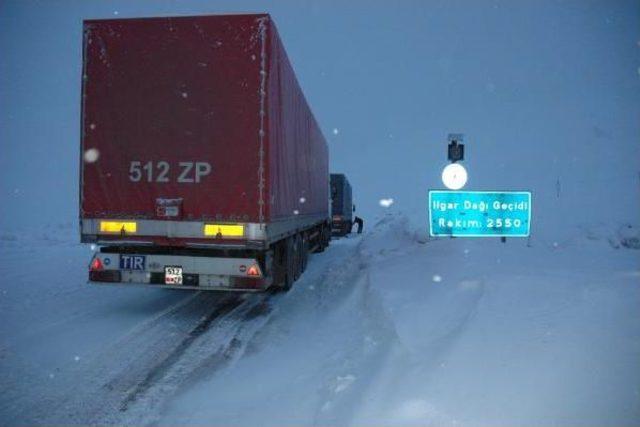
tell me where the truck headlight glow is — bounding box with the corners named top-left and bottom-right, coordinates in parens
top-left (99, 221), bottom-right (137, 233)
top-left (203, 224), bottom-right (245, 238)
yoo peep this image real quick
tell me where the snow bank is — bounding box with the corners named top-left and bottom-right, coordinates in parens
top-left (353, 214), bottom-right (640, 426)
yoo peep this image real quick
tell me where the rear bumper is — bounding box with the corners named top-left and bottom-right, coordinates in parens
top-left (89, 252), bottom-right (271, 292)
top-left (89, 280), bottom-right (265, 292)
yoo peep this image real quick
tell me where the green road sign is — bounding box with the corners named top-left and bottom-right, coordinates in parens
top-left (429, 190), bottom-right (532, 237)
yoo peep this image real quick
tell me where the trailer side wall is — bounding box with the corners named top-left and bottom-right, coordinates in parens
top-left (266, 20), bottom-right (329, 225)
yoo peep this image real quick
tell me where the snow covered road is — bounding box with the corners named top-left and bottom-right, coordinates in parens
top-left (0, 227), bottom-right (279, 425)
top-left (1, 216), bottom-right (639, 426)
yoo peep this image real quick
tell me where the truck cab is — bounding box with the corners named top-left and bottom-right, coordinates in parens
top-left (330, 174), bottom-right (354, 236)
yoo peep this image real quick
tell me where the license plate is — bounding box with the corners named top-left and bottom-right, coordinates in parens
top-left (120, 255), bottom-right (146, 270)
top-left (164, 266), bottom-right (183, 285)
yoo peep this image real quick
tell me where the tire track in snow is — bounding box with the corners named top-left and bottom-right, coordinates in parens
top-left (118, 295), bottom-right (246, 412)
top-left (151, 237), bottom-right (371, 427)
top-left (40, 292), bottom-right (255, 425)
top-left (115, 294), bottom-right (277, 426)
top-left (64, 230), bottom-right (388, 426)
top-left (48, 241), bottom-right (361, 426)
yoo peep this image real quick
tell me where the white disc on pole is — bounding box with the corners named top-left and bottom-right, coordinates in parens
top-left (442, 163), bottom-right (468, 190)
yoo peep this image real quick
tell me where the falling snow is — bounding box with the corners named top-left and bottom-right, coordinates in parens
top-left (379, 198), bottom-right (394, 208)
top-left (83, 148), bottom-right (99, 163)
top-left (1, 3), bottom-right (639, 427)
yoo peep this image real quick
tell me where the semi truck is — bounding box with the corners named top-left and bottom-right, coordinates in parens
top-left (330, 174), bottom-right (354, 236)
top-left (81, 13), bottom-right (331, 292)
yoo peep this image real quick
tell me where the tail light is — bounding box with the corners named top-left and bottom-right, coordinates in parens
top-left (90, 257), bottom-right (103, 271)
top-left (89, 255), bottom-right (121, 282)
top-left (247, 264), bottom-right (261, 277)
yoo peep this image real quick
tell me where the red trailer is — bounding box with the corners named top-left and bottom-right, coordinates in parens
top-left (80, 14), bottom-right (330, 291)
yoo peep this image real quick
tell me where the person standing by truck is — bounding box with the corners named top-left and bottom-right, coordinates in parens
top-left (353, 216), bottom-right (364, 234)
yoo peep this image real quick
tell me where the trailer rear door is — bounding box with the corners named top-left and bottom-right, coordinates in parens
top-left (81, 15), bottom-right (266, 228)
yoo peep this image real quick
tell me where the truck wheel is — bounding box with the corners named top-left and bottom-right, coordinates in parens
top-left (274, 237), bottom-right (295, 292)
top-left (272, 238), bottom-right (293, 292)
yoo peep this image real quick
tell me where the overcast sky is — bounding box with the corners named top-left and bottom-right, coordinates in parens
top-left (1, 0), bottom-right (638, 239)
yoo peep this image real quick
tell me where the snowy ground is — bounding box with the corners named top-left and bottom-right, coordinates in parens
top-left (1, 215), bottom-right (639, 426)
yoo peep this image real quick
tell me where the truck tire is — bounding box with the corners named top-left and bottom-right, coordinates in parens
top-left (274, 236), bottom-right (295, 292)
top-left (272, 238), bottom-right (294, 292)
